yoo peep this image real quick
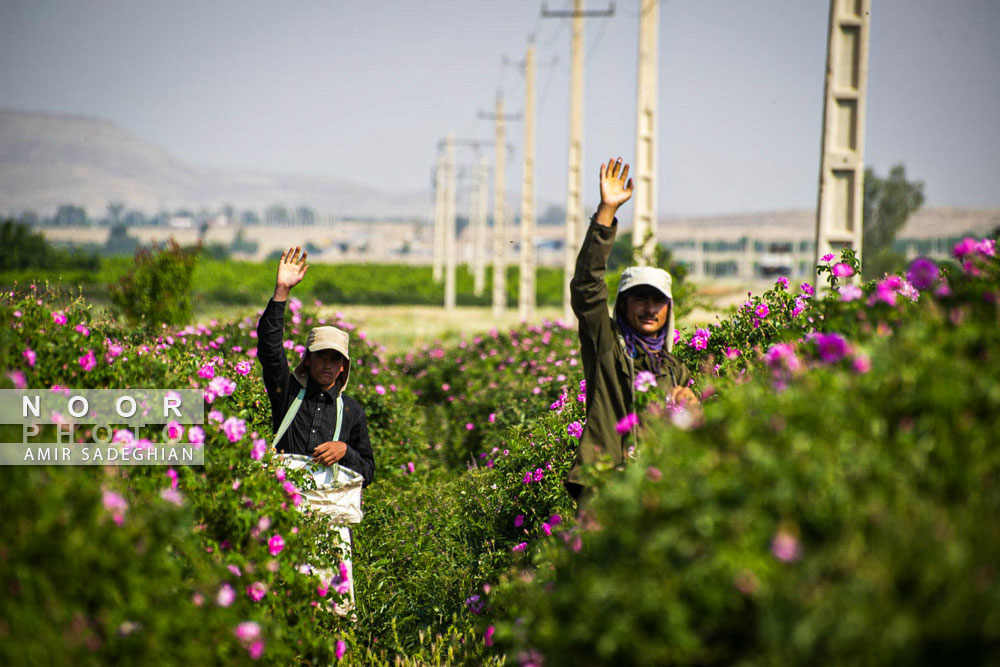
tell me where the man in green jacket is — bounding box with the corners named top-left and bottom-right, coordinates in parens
top-left (566, 157), bottom-right (698, 502)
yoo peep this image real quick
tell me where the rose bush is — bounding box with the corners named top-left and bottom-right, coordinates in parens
top-left (2, 235), bottom-right (997, 665)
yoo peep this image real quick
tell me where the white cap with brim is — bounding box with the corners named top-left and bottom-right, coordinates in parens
top-left (615, 265), bottom-right (676, 352)
top-left (293, 325), bottom-right (351, 394)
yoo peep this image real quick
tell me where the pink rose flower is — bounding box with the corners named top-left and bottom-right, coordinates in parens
top-left (268, 534), bottom-right (285, 556)
top-left (234, 621), bottom-right (261, 642)
top-left (216, 583), bottom-right (236, 607)
top-left (246, 581), bottom-right (267, 602)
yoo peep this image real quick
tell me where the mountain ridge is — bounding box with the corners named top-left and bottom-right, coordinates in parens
top-left (0, 109), bottom-right (430, 218)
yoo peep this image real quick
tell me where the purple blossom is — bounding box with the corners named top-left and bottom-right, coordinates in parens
top-left (250, 438), bottom-right (267, 460)
top-left (771, 531), bottom-right (802, 562)
top-left (754, 303), bottom-right (769, 319)
top-left (234, 621), bottom-right (261, 642)
top-left (821, 253), bottom-right (835, 262)
top-left (197, 363), bottom-right (215, 379)
top-left (335, 639), bottom-right (347, 660)
top-left (235, 360), bottom-right (253, 376)
top-left (160, 487), bottom-right (183, 506)
top-left (207, 376), bottom-right (236, 398)
top-left (765, 343), bottom-right (801, 374)
top-left (102, 489), bottom-right (128, 525)
top-left (248, 641), bottom-right (265, 660)
top-left (511, 542), bottom-right (527, 553)
top-left (800, 282), bottom-right (814, 296)
top-left (165, 421), bottom-right (184, 442)
top-left (776, 276), bottom-right (789, 290)
top-left (7, 370), bottom-right (26, 388)
top-left (216, 583), bottom-right (236, 607)
top-left (814, 333), bottom-right (849, 363)
top-left (268, 534), bottom-right (285, 556)
top-left (23, 349), bottom-right (37, 367)
top-left (246, 581), bottom-right (268, 602)
top-left (51, 311), bottom-right (67, 325)
top-left (221, 416), bottom-right (247, 443)
top-left (870, 276), bottom-right (902, 306)
top-left (898, 279), bottom-right (920, 302)
top-left (633, 370), bottom-right (657, 392)
top-left (514, 514), bottom-right (524, 528)
top-left (724, 346), bottom-right (741, 360)
top-left (566, 420), bottom-right (583, 439)
top-left (853, 353), bottom-right (871, 374)
top-left (832, 262), bottom-right (854, 277)
top-left (689, 328), bottom-right (710, 350)
top-left (952, 237), bottom-right (978, 258)
top-left (187, 426), bottom-right (205, 446)
top-left (838, 285), bottom-right (863, 302)
top-left (78, 350), bottom-right (97, 372)
top-left (615, 413), bottom-right (639, 435)
top-left (906, 257), bottom-right (939, 290)
top-left (465, 594), bottom-right (485, 615)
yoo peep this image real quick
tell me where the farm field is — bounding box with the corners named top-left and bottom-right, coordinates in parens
top-left (2, 242), bottom-right (999, 665)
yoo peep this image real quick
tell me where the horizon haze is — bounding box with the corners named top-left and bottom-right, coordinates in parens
top-left (1, 0), bottom-right (998, 219)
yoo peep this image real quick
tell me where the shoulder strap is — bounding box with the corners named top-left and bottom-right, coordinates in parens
top-left (271, 387), bottom-right (306, 450)
top-left (333, 395), bottom-right (344, 441)
top-left (328, 395), bottom-right (349, 480)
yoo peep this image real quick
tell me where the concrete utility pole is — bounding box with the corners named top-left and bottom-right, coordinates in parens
top-left (542, 0), bottom-right (614, 322)
top-left (443, 134), bottom-right (457, 311)
top-left (492, 94), bottom-right (508, 318)
top-left (632, 0), bottom-right (659, 265)
top-left (814, 0), bottom-right (871, 280)
top-left (479, 97), bottom-right (522, 318)
top-left (472, 155), bottom-right (489, 296)
top-left (432, 153), bottom-right (445, 282)
top-left (519, 43), bottom-right (537, 321)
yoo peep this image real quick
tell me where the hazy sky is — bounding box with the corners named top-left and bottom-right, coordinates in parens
top-left (1, 0), bottom-right (998, 216)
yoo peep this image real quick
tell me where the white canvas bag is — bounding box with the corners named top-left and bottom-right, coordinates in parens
top-left (270, 388), bottom-right (364, 525)
top-left (270, 387), bottom-right (362, 615)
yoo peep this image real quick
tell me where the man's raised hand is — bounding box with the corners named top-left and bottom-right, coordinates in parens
top-left (273, 246), bottom-right (308, 301)
top-left (595, 157), bottom-right (633, 226)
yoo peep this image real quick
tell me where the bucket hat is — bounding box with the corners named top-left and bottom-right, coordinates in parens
top-left (293, 325), bottom-right (351, 394)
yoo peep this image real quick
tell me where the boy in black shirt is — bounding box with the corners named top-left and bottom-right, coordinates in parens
top-left (255, 246), bottom-right (374, 487)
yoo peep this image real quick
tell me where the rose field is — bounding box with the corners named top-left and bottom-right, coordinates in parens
top-left (1, 240), bottom-right (999, 665)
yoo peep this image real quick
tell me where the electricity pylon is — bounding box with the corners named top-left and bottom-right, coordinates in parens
top-left (814, 0), bottom-right (871, 280)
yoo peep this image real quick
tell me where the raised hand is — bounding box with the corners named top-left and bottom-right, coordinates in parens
top-left (595, 157), bottom-right (633, 226)
top-left (273, 246), bottom-right (308, 301)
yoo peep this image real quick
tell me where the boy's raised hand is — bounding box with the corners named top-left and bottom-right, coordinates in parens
top-left (273, 246), bottom-right (308, 300)
top-left (595, 157), bottom-right (633, 226)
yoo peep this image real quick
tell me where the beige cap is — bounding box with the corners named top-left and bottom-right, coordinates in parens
top-left (293, 325), bottom-right (352, 394)
top-left (615, 265), bottom-right (677, 352)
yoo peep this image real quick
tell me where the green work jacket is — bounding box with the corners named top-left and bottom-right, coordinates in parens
top-left (566, 217), bottom-right (692, 491)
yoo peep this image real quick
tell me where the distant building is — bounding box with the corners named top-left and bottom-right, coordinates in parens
top-left (661, 208), bottom-right (999, 280)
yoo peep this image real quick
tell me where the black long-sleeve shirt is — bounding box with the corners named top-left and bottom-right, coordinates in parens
top-left (256, 298), bottom-right (375, 487)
